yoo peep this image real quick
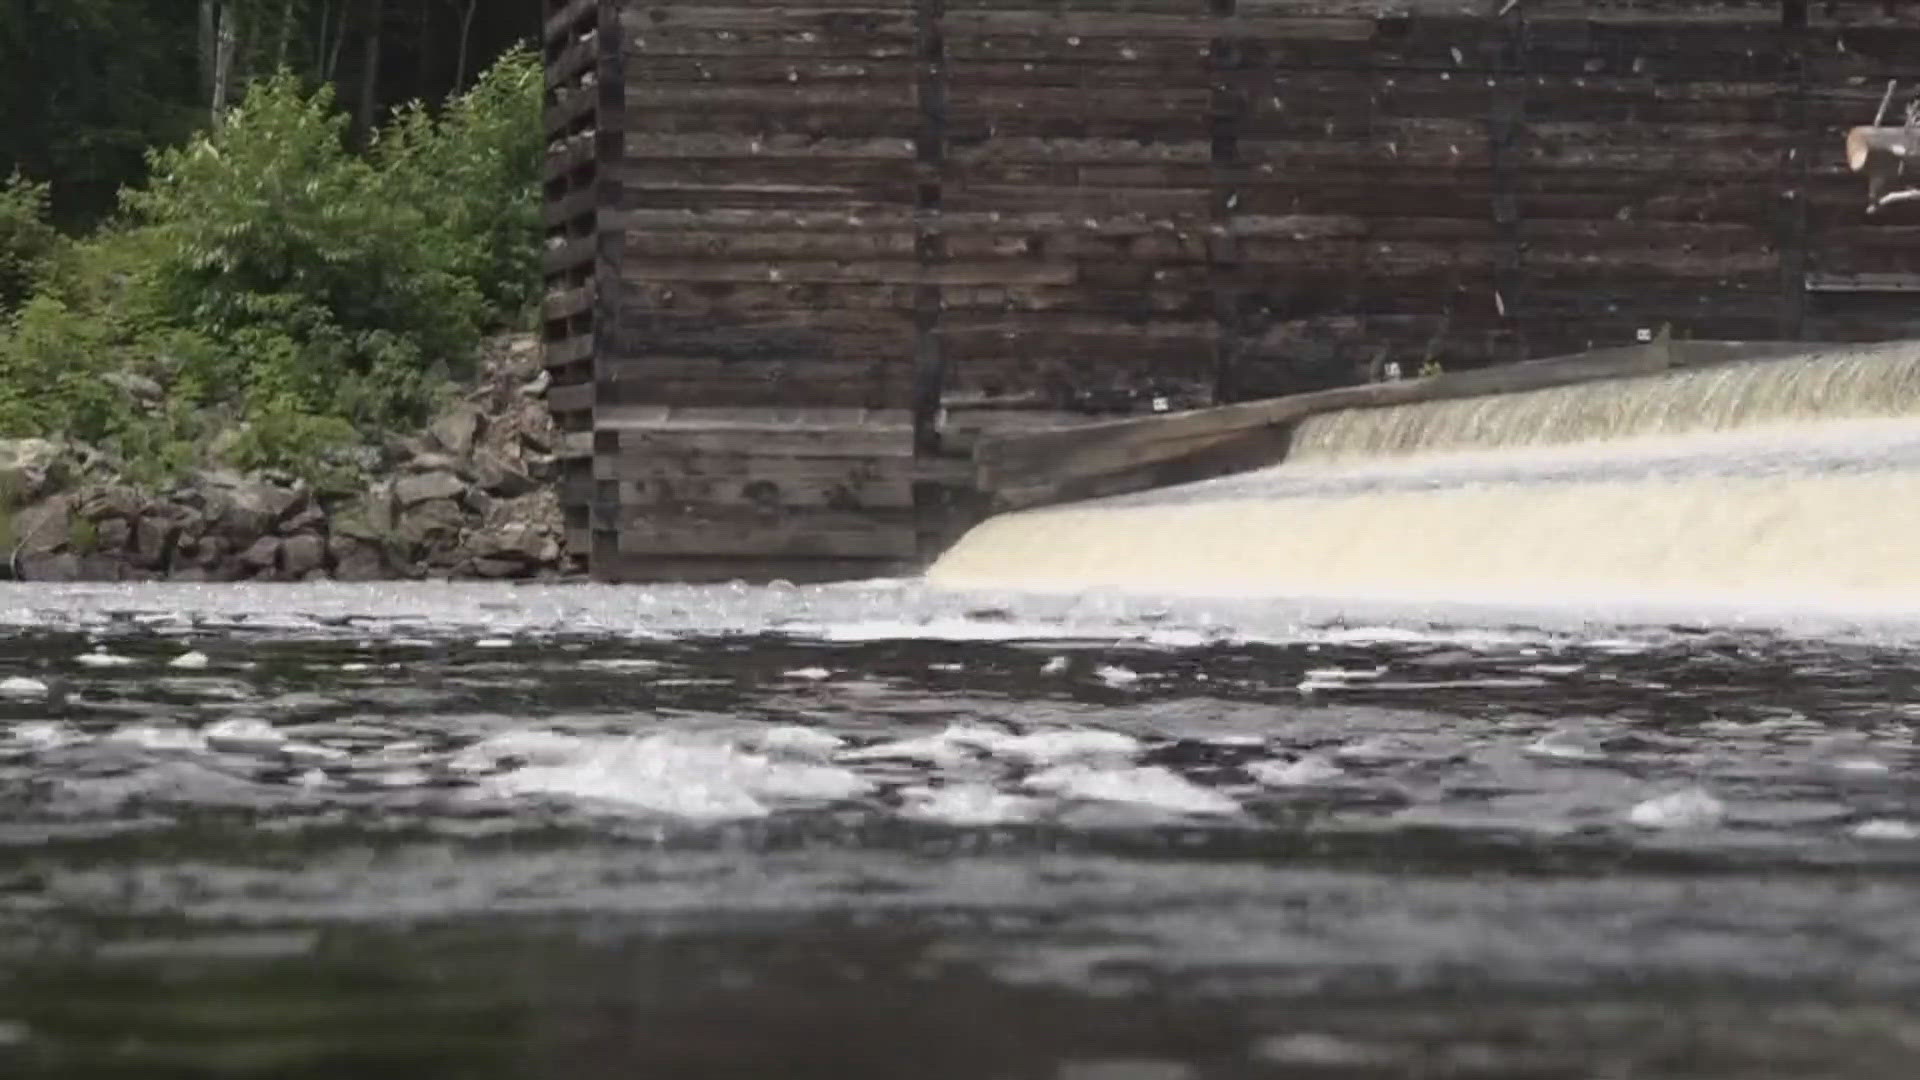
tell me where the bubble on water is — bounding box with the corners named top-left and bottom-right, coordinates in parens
top-left (294, 769), bottom-right (329, 789)
top-left (489, 733), bottom-right (871, 820)
top-left (748, 725), bottom-right (845, 760)
top-left (168, 651), bottom-right (210, 669)
top-left (1627, 787), bottom-right (1726, 830)
top-left (474, 638), bottom-right (514, 649)
top-left (979, 728), bottom-right (1141, 765)
top-left (1852, 819), bottom-right (1920, 841)
top-left (1298, 666), bottom-right (1386, 693)
top-left (449, 729), bottom-right (588, 773)
top-left (1041, 656), bottom-right (1069, 675)
top-left (1525, 726), bottom-right (1609, 761)
top-left (839, 725), bottom-right (991, 767)
top-left (203, 717), bottom-right (286, 754)
top-left (1247, 754), bottom-right (1347, 787)
top-left (11, 721), bottom-right (82, 750)
top-left (1095, 665), bottom-right (1140, 687)
top-left (1828, 757), bottom-right (1891, 773)
top-left (783, 666), bottom-right (833, 681)
top-left (900, 783), bottom-right (1044, 826)
top-left (1025, 764), bottom-right (1238, 817)
top-left (104, 724), bottom-right (208, 753)
top-left (75, 649), bottom-right (136, 668)
top-left (0, 675), bottom-right (48, 699)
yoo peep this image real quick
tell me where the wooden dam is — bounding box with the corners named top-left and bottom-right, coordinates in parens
top-left (541, 0), bottom-right (1920, 582)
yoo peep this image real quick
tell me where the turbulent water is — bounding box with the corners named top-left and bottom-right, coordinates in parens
top-left (1, 581), bottom-right (1919, 1078)
top-left (931, 345), bottom-right (1920, 605)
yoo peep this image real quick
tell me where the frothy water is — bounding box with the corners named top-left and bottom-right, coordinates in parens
top-left (934, 346), bottom-right (1920, 609)
top-left (2, 582), bottom-right (1920, 1076)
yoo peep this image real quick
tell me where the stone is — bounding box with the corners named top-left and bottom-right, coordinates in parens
top-left (429, 405), bottom-right (485, 458)
top-left (76, 483), bottom-right (146, 523)
top-left (17, 552), bottom-right (79, 582)
top-left (131, 515), bottom-right (176, 569)
top-left (396, 496), bottom-right (464, 545)
top-left (199, 472), bottom-right (304, 540)
top-left (94, 518), bottom-right (132, 553)
top-left (523, 453), bottom-right (558, 482)
top-left (0, 438), bottom-right (70, 502)
top-left (329, 536), bottom-right (386, 581)
top-left (281, 533), bottom-right (327, 578)
top-left (474, 449), bottom-right (535, 497)
top-left (471, 556), bottom-right (525, 578)
top-left (280, 504), bottom-right (326, 536)
top-left (179, 534), bottom-right (230, 569)
top-left (76, 554), bottom-right (127, 581)
top-left (394, 470), bottom-right (467, 508)
top-left (10, 495), bottom-right (73, 556)
top-left (239, 536), bottom-right (282, 572)
top-left (405, 451), bottom-right (467, 475)
top-left (518, 369), bottom-right (551, 398)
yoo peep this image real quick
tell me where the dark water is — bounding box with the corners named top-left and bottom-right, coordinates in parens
top-left (2, 583), bottom-right (1919, 1078)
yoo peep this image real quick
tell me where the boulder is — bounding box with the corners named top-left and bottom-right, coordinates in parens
top-left (94, 518), bottom-right (132, 554)
top-left (429, 405), bottom-right (485, 458)
top-left (239, 536), bottom-right (282, 573)
top-left (471, 556), bottom-right (526, 578)
top-left (394, 470), bottom-right (466, 508)
top-left (281, 533), bottom-right (327, 578)
top-left (395, 497), bottom-right (465, 549)
top-left (329, 536), bottom-right (386, 581)
top-left (198, 472), bottom-right (304, 540)
top-left (0, 438), bottom-right (70, 503)
top-left (405, 451), bottom-right (467, 476)
top-left (474, 449), bottom-right (535, 497)
top-left (17, 552), bottom-right (79, 582)
top-left (10, 495), bottom-right (73, 556)
top-left (131, 515), bottom-right (177, 569)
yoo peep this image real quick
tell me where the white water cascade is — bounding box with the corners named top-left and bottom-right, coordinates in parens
top-left (927, 342), bottom-right (1920, 612)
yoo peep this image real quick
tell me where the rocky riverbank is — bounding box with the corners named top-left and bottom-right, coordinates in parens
top-left (0, 335), bottom-right (573, 582)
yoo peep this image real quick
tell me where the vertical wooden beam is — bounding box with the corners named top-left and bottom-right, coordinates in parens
top-left (1208, 0), bottom-right (1245, 404)
top-left (1487, 0), bottom-right (1528, 362)
top-left (588, 0), bottom-right (628, 576)
top-left (1776, 0), bottom-right (1810, 339)
top-left (912, 0), bottom-right (948, 456)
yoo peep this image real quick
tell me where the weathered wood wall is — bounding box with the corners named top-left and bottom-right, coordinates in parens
top-left (545, 0), bottom-right (1920, 581)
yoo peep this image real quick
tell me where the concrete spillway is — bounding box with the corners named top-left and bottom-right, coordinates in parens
top-left (928, 343), bottom-right (1920, 611)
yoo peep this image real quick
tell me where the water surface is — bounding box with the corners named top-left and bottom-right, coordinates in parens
top-left (2, 582), bottom-right (1918, 1078)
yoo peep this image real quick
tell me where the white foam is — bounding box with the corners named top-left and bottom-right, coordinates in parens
top-left (1247, 754), bottom-right (1347, 787)
top-left (1024, 764), bottom-right (1239, 816)
top-left (749, 725), bottom-right (846, 760)
top-left (75, 650), bottom-right (136, 668)
top-left (168, 651), bottom-right (211, 669)
top-left (448, 729), bottom-right (589, 772)
top-left (1852, 819), bottom-right (1920, 841)
top-left (982, 728), bottom-right (1142, 764)
top-left (838, 725), bottom-right (993, 766)
top-left (1095, 665), bottom-right (1141, 687)
top-left (11, 721), bottom-right (82, 750)
top-left (782, 666), bottom-right (833, 681)
top-left (0, 675), bottom-right (48, 699)
top-left (900, 783), bottom-right (1045, 826)
top-left (202, 718), bottom-right (286, 753)
top-left (1627, 787), bottom-right (1727, 830)
top-left (489, 734), bottom-right (872, 820)
top-left (105, 724), bottom-right (209, 753)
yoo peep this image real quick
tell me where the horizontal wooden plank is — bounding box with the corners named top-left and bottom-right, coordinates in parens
top-left (603, 421), bottom-right (915, 459)
top-left (609, 506), bottom-right (921, 559)
top-left (595, 453), bottom-right (915, 508)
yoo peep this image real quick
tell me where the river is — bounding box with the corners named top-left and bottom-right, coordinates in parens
top-left (0, 581), bottom-right (1916, 1077)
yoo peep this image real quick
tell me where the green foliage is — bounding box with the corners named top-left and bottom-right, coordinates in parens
top-left (376, 46), bottom-right (544, 318)
top-left (0, 48), bottom-right (541, 484)
top-left (0, 175), bottom-right (60, 315)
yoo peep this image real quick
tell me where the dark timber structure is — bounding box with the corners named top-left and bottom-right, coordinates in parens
top-left (543, 0), bottom-right (1920, 582)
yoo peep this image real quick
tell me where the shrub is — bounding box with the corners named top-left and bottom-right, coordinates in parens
top-left (0, 173), bottom-right (58, 315)
top-left (0, 48), bottom-right (541, 483)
